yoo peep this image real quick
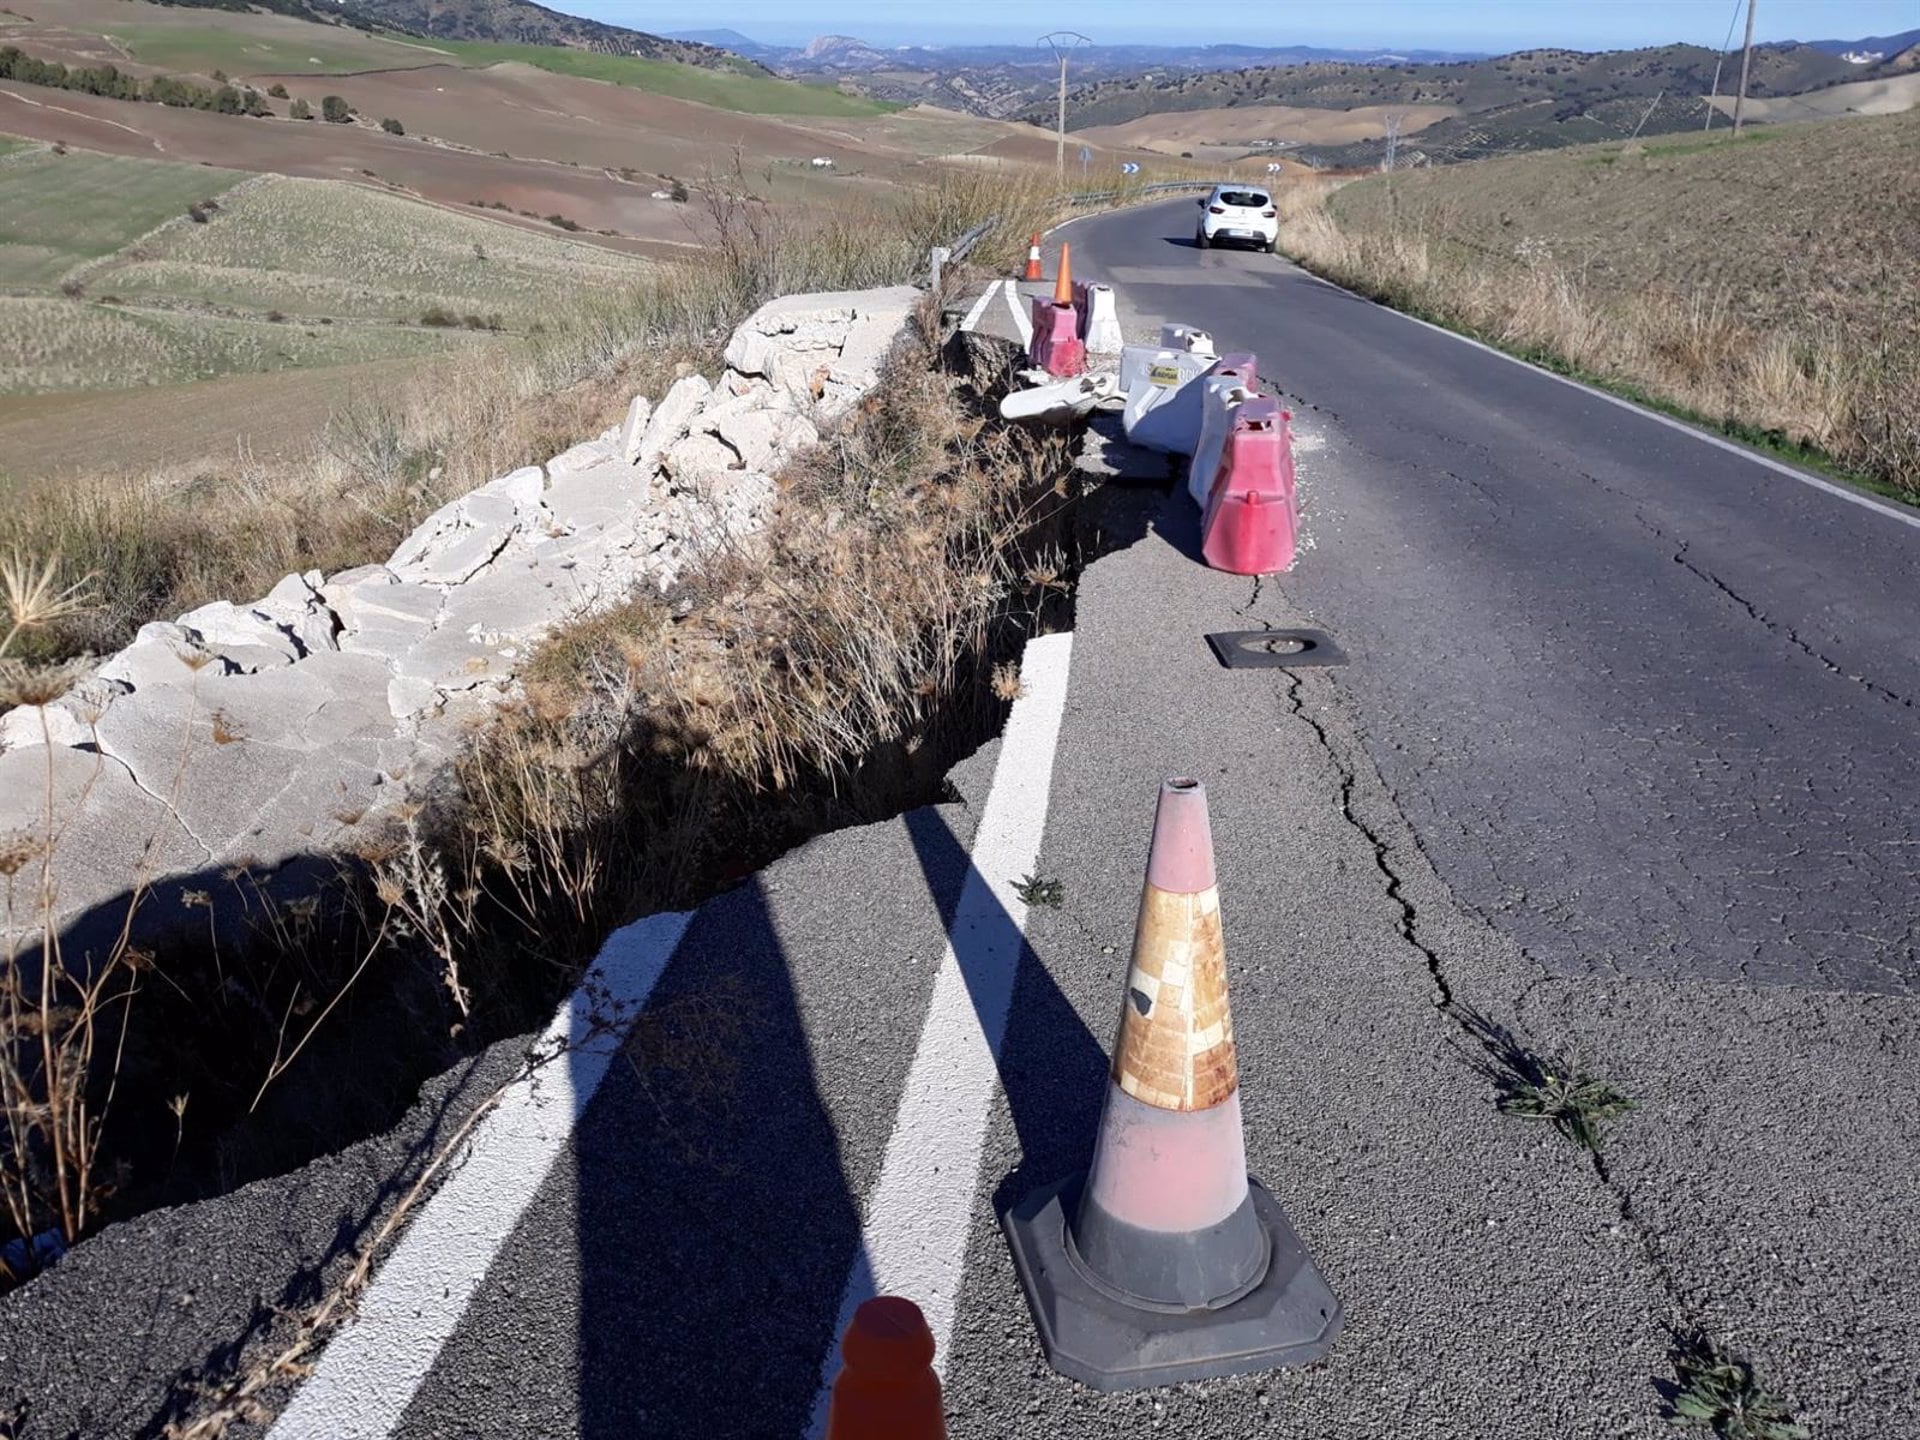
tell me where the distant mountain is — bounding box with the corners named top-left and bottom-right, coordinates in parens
top-left (661, 27), bottom-right (784, 60)
top-left (1797, 28), bottom-right (1920, 62)
top-left (707, 35), bottom-right (1490, 117)
top-left (342, 0), bottom-right (757, 69)
top-left (1043, 41), bottom-right (1860, 162)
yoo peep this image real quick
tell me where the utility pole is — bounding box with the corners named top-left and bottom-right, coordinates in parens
top-left (1732, 0), bottom-right (1757, 136)
top-left (1383, 109), bottom-right (1405, 172)
top-left (1041, 31), bottom-right (1091, 183)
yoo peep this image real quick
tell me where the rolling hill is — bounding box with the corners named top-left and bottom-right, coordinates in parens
top-left (344, 0), bottom-right (755, 69)
top-left (1048, 42), bottom-right (1864, 163)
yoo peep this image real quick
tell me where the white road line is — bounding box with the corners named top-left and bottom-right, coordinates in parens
top-left (266, 909), bottom-right (695, 1440)
top-left (804, 630), bottom-right (1076, 1436)
top-left (958, 279), bottom-right (1000, 334)
top-left (1285, 264), bottom-right (1920, 533)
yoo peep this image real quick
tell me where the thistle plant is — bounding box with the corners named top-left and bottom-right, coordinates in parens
top-left (1014, 872), bottom-right (1064, 908)
top-left (1666, 1331), bottom-right (1809, 1439)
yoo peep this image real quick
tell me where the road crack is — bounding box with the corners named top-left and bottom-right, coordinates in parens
top-left (1279, 669), bottom-right (1697, 1329)
top-left (1672, 543), bottom-right (1914, 712)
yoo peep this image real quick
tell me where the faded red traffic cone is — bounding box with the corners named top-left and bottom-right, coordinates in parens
top-left (1002, 777), bottom-right (1341, 1391)
top-left (825, 1296), bottom-right (946, 1440)
top-left (1022, 232), bottom-right (1044, 281)
top-left (1052, 242), bottom-right (1075, 307)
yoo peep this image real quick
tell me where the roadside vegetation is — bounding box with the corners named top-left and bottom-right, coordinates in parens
top-left (1276, 110), bottom-right (1920, 500)
top-left (0, 165), bottom-right (1087, 1286)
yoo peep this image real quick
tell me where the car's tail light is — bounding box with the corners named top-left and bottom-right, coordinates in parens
top-left (1209, 205), bottom-right (1225, 214)
top-left (1263, 209), bottom-right (1277, 218)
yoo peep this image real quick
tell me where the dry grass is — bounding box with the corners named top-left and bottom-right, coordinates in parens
top-left (0, 169), bottom-right (1062, 665)
top-left (1277, 111), bottom-right (1920, 497)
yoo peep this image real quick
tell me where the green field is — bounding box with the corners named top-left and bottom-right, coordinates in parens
top-left (436, 41), bottom-right (897, 116)
top-left (0, 148), bottom-right (246, 288)
top-left (0, 136), bottom-right (28, 159)
top-left (86, 174), bottom-right (651, 322)
top-left (110, 21), bottom-right (449, 76)
top-left (0, 295), bottom-right (462, 393)
top-left (0, 147), bottom-right (654, 394)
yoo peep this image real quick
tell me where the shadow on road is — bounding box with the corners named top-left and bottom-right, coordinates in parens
top-left (570, 804), bottom-right (1110, 1435)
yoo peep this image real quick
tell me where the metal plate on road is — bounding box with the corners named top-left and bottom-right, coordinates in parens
top-left (1206, 629), bottom-right (1347, 669)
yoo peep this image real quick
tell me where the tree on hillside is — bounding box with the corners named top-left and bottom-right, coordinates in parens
top-left (380, 116), bottom-right (404, 135)
top-left (290, 97), bottom-right (312, 120)
top-left (321, 94), bottom-right (353, 124)
top-left (268, 82), bottom-right (288, 99)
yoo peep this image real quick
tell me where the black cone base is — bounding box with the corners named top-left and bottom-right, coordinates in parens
top-left (1002, 1173), bottom-right (1342, 1392)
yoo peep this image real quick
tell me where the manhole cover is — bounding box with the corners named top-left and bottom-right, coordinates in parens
top-left (1206, 628), bottom-right (1347, 669)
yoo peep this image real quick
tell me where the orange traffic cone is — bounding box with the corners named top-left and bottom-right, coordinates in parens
top-left (825, 1296), bottom-right (947, 1440)
top-left (1052, 243), bottom-right (1075, 307)
top-left (1002, 777), bottom-right (1341, 1391)
top-left (1022, 232), bottom-right (1044, 282)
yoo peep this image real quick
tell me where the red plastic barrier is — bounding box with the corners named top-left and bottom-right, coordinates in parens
top-left (1029, 298), bottom-right (1087, 378)
top-left (1201, 396), bottom-right (1298, 575)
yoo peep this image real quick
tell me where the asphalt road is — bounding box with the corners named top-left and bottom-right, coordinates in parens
top-left (1069, 198), bottom-right (1920, 995)
top-left (6, 201), bottom-right (1917, 1439)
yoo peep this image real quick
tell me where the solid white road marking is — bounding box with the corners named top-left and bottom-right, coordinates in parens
top-left (958, 279), bottom-right (1000, 334)
top-left (266, 909), bottom-right (695, 1440)
top-left (805, 630), bottom-right (1076, 1436)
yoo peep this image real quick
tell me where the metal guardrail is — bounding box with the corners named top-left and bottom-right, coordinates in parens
top-left (1059, 180), bottom-right (1214, 206)
top-left (930, 181), bottom-right (1212, 287)
top-left (947, 215), bottom-right (999, 265)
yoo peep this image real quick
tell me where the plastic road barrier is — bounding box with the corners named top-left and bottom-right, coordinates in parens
top-left (1201, 396), bottom-right (1299, 576)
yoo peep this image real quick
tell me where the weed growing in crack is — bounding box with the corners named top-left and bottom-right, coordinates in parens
top-left (1015, 873), bottom-right (1064, 908)
top-left (1459, 1009), bottom-right (1633, 1151)
top-left (1661, 1329), bottom-right (1808, 1439)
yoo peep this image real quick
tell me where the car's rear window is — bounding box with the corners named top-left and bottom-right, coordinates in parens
top-left (1219, 190), bottom-right (1270, 208)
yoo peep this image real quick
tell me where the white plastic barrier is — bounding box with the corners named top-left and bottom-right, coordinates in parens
top-left (1189, 378), bottom-right (1256, 508)
top-left (1120, 342), bottom-right (1218, 455)
top-left (1187, 352), bottom-right (1261, 507)
top-left (1159, 324), bottom-right (1216, 355)
top-left (1000, 371), bottom-right (1118, 425)
top-left (1082, 284), bottom-right (1124, 356)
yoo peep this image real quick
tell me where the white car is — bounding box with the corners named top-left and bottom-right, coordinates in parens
top-left (1195, 185), bottom-right (1279, 252)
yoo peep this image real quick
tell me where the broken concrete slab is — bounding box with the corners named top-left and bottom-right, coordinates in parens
top-left (617, 395), bottom-right (653, 464)
top-left (546, 438), bottom-right (617, 477)
top-left (95, 623), bottom-right (236, 693)
top-left (545, 459), bottom-right (651, 532)
top-left (663, 432), bottom-right (741, 487)
top-left (635, 375), bottom-right (713, 474)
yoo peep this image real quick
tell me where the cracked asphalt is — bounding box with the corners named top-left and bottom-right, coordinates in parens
top-left (1070, 201), bottom-right (1920, 996)
top-left (4, 202), bottom-right (1916, 1438)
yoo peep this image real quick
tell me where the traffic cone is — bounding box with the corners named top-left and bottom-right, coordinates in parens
top-left (1053, 243), bottom-right (1075, 307)
top-left (825, 1296), bottom-right (946, 1440)
top-left (1023, 232), bottom-right (1044, 282)
top-left (1002, 777), bottom-right (1341, 1391)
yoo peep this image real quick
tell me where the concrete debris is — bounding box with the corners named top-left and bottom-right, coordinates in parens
top-left (2, 287), bottom-right (919, 955)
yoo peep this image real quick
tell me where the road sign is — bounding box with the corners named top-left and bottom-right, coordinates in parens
top-left (1266, 162), bottom-right (1283, 173)
top-left (1120, 161), bottom-right (1141, 175)
top-left (1080, 147), bottom-right (1092, 163)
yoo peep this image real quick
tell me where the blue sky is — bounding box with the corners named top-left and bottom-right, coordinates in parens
top-left (601, 2), bottom-right (1920, 51)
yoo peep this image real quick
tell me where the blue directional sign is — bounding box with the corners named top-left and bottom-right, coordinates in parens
top-left (1120, 162), bottom-right (1141, 175)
